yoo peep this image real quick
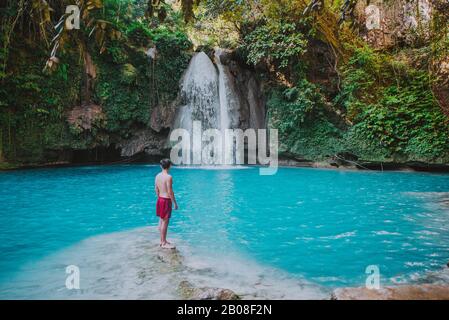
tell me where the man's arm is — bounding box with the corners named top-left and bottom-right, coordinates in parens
top-left (155, 176), bottom-right (159, 197)
top-left (167, 176), bottom-right (178, 210)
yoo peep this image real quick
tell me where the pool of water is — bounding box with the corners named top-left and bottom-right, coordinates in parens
top-left (0, 165), bottom-right (448, 299)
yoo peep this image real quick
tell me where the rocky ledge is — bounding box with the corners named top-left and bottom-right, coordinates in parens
top-left (332, 284), bottom-right (449, 300)
top-left (156, 246), bottom-right (241, 300)
top-left (178, 280), bottom-right (240, 300)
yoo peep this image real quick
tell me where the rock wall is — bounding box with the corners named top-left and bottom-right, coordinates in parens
top-left (354, 0), bottom-right (433, 48)
top-left (214, 49), bottom-right (266, 130)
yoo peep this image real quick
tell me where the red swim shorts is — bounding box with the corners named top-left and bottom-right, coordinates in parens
top-left (156, 197), bottom-right (172, 219)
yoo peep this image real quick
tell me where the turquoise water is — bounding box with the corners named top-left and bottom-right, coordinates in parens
top-left (0, 165), bottom-right (449, 298)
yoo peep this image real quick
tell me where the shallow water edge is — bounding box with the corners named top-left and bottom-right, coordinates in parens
top-left (2, 158), bottom-right (449, 173)
top-left (0, 227), bottom-right (329, 300)
top-left (2, 225), bottom-right (449, 300)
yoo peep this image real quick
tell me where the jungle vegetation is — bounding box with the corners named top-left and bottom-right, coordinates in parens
top-left (0, 0), bottom-right (448, 168)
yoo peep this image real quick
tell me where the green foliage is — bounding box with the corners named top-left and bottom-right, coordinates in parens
top-left (268, 80), bottom-right (346, 160)
top-left (0, 45), bottom-right (86, 164)
top-left (351, 72), bottom-right (449, 161)
top-left (127, 21), bottom-right (153, 46)
top-left (242, 21), bottom-right (308, 68)
top-left (96, 25), bottom-right (191, 135)
top-left (283, 119), bottom-right (345, 160)
top-left (336, 47), bottom-right (449, 162)
top-left (0, 1), bottom-right (192, 165)
top-left (334, 46), bottom-right (388, 118)
top-left (268, 80), bottom-right (326, 135)
top-left (267, 41), bottom-right (449, 163)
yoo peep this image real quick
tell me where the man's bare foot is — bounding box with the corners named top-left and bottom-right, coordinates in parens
top-left (160, 242), bottom-right (176, 249)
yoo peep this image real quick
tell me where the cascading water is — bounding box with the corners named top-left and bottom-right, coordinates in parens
top-left (173, 50), bottom-right (239, 164)
top-left (214, 49), bottom-right (231, 135)
top-left (176, 52), bottom-right (220, 132)
top-left (214, 48), bottom-right (237, 164)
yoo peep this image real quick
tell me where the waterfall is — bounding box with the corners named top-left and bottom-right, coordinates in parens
top-left (214, 49), bottom-right (231, 134)
top-left (173, 50), bottom-right (238, 165)
top-left (176, 52), bottom-right (220, 132)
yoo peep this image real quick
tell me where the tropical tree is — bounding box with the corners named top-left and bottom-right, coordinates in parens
top-left (0, 0), bottom-right (123, 74)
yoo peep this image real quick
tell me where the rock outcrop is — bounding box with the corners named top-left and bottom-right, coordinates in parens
top-left (178, 280), bottom-right (240, 300)
top-left (354, 0), bottom-right (433, 49)
top-left (117, 129), bottom-right (167, 157)
top-left (150, 101), bottom-right (178, 133)
top-left (332, 284), bottom-right (449, 300)
top-left (214, 49), bottom-right (266, 130)
top-left (67, 104), bottom-right (105, 131)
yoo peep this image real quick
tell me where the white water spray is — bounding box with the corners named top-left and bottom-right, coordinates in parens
top-left (174, 50), bottom-right (238, 164)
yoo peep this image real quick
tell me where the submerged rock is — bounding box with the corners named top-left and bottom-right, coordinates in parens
top-left (156, 247), bottom-right (183, 269)
top-left (178, 280), bottom-right (240, 300)
top-left (332, 284), bottom-right (449, 300)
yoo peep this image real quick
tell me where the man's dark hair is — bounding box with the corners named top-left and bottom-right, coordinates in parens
top-left (160, 158), bottom-right (172, 170)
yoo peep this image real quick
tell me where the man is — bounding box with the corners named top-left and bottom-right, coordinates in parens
top-left (155, 158), bottom-right (178, 249)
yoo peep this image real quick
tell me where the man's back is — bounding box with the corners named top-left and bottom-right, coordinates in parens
top-left (155, 172), bottom-right (171, 198)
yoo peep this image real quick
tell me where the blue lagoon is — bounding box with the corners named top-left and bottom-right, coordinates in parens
top-left (0, 165), bottom-right (448, 299)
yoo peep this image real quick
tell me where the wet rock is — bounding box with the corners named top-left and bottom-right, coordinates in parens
top-left (82, 52), bottom-right (97, 102)
top-left (332, 284), bottom-right (449, 300)
top-left (333, 152), bottom-right (360, 167)
top-left (178, 280), bottom-right (240, 300)
top-left (67, 104), bottom-right (105, 131)
top-left (156, 247), bottom-right (183, 269)
top-left (440, 198), bottom-right (449, 208)
top-left (150, 100), bottom-right (178, 133)
top-left (219, 50), bottom-right (266, 130)
top-left (117, 129), bottom-right (167, 157)
top-left (84, 51), bottom-right (97, 79)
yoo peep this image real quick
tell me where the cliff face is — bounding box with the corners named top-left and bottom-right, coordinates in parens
top-left (353, 0), bottom-right (433, 49)
top-left (352, 0), bottom-right (448, 114)
top-left (0, 0), bottom-right (447, 169)
top-left (213, 50), bottom-right (266, 131)
top-left (261, 0), bottom-right (449, 169)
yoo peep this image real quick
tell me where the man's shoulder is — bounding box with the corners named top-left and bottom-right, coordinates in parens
top-left (157, 172), bottom-right (172, 180)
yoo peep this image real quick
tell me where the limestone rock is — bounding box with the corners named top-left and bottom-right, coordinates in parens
top-left (156, 247), bottom-right (183, 269)
top-left (178, 280), bottom-right (240, 300)
top-left (354, 0), bottom-right (433, 49)
top-left (67, 104), bottom-right (105, 131)
top-left (332, 284), bottom-right (449, 300)
top-left (150, 101), bottom-right (178, 133)
top-left (117, 129), bottom-right (167, 157)
top-left (216, 49), bottom-right (266, 130)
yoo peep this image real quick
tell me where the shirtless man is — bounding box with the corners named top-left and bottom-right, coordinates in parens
top-left (155, 158), bottom-right (178, 249)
